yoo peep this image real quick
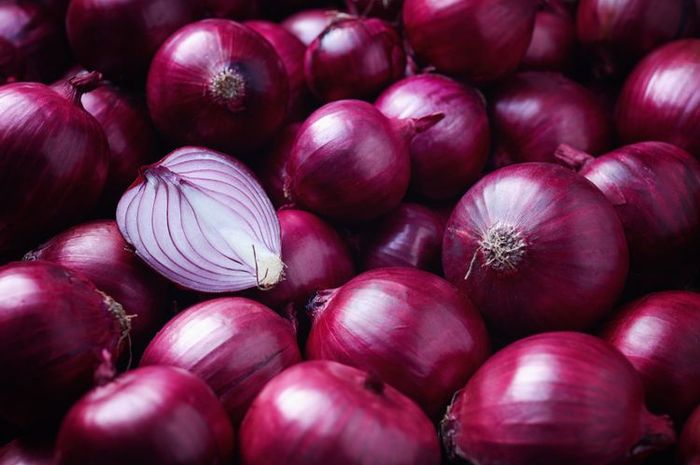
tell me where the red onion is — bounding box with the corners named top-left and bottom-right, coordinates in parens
top-left (442, 332), bottom-right (675, 465)
top-left (442, 163), bottom-right (628, 339)
top-left (0, 1), bottom-right (69, 82)
top-left (0, 438), bottom-right (54, 465)
top-left (240, 360), bottom-right (441, 465)
top-left (403, 0), bottom-right (537, 83)
top-left (282, 9), bottom-right (339, 46)
top-left (67, 0), bottom-right (197, 83)
top-left (491, 71), bottom-right (611, 164)
top-left (616, 39), bottom-right (700, 158)
top-left (200, 0), bottom-right (259, 18)
top-left (556, 142), bottom-right (700, 286)
top-left (521, 0), bottom-right (576, 71)
top-left (0, 73), bottom-right (109, 256)
top-left (253, 124), bottom-right (300, 208)
top-left (25, 220), bottom-right (170, 352)
top-left (116, 146), bottom-right (283, 293)
top-left (602, 291), bottom-right (700, 421)
top-left (147, 19), bottom-right (289, 154)
top-left (0, 261), bottom-right (129, 428)
top-left (360, 203), bottom-right (445, 272)
top-left (304, 17), bottom-right (406, 102)
top-left (346, 0), bottom-right (403, 19)
top-left (375, 74), bottom-right (490, 199)
top-left (307, 267), bottom-right (490, 418)
top-left (681, 406), bottom-right (700, 465)
top-left (287, 99), bottom-right (442, 222)
top-left (249, 210), bottom-right (355, 310)
top-left (55, 366), bottom-right (234, 465)
top-left (141, 297), bottom-right (301, 424)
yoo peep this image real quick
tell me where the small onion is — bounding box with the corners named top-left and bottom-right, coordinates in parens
top-left (66, 0), bottom-right (197, 83)
top-left (253, 124), bottom-right (300, 208)
top-left (304, 17), bottom-right (406, 102)
top-left (442, 163), bottom-right (628, 339)
top-left (681, 406), bottom-right (700, 465)
top-left (55, 366), bottom-right (234, 465)
top-left (240, 360), bottom-right (441, 465)
top-left (116, 146), bottom-right (283, 293)
top-left (281, 9), bottom-right (339, 46)
top-left (0, 261), bottom-right (129, 428)
top-left (442, 332), bottom-right (675, 465)
top-left (616, 39), bottom-right (700, 158)
top-left (521, 0), bottom-right (576, 71)
top-left (375, 74), bottom-right (490, 199)
top-left (491, 71), bottom-right (611, 164)
top-left (602, 291), bottom-right (700, 421)
top-left (147, 19), bottom-right (289, 154)
top-left (345, 0), bottom-right (403, 19)
top-left (25, 220), bottom-right (170, 352)
top-left (402, 0), bottom-right (537, 83)
top-left (0, 438), bottom-right (54, 465)
top-left (307, 267), bottom-right (490, 418)
top-left (141, 297), bottom-right (301, 424)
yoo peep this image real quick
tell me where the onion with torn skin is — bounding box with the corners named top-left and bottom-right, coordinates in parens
top-left (116, 146), bottom-right (283, 293)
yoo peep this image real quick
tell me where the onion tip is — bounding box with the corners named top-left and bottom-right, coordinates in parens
top-left (554, 143), bottom-right (594, 171)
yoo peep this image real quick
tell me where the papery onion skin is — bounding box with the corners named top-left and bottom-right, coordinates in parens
top-left (442, 332), bottom-right (675, 465)
top-left (147, 19), bottom-right (289, 154)
top-left (491, 71), bottom-right (611, 164)
top-left (67, 0), bottom-right (197, 83)
top-left (253, 124), bottom-right (300, 208)
top-left (282, 9), bottom-right (339, 46)
top-left (0, 261), bottom-right (128, 428)
top-left (307, 267), bottom-right (490, 418)
top-left (602, 291), bottom-right (700, 421)
top-left (304, 17), bottom-right (406, 102)
top-left (55, 366), bottom-right (234, 465)
top-left (0, 438), bottom-right (54, 465)
top-left (240, 360), bottom-right (441, 465)
top-left (616, 39), bottom-right (700, 158)
top-left (521, 0), bottom-right (576, 71)
top-left (442, 163), bottom-right (628, 339)
top-left (681, 406), bottom-right (700, 465)
top-left (345, 0), bottom-right (403, 19)
top-left (403, 0), bottom-right (537, 83)
top-left (141, 297), bottom-right (301, 425)
top-left (25, 220), bottom-right (170, 353)
top-left (375, 74), bottom-right (489, 199)
top-left (116, 146), bottom-right (283, 294)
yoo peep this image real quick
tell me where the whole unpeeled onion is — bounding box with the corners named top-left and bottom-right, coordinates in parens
top-left (442, 163), bottom-right (628, 339)
top-left (521, 0), bottom-right (575, 71)
top-left (55, 366), bottom-right (234, 465)
top-left (240, 360), bottom-right (441, 465)
top-left (442, 332), bottom-right (675, 465)
top-left (147, 19), bottom-right (289, 154)
top-left (681, 406), bottom-right (700, 465)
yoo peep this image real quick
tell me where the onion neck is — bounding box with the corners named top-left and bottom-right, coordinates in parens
top-left (630, 409), bottom-right (675, 459)
top-left (391, 112), bottom-right (445, 143)
top-left (554, 144), bottom-right (595, 172)
top-left (306, 288), bottom-right (339, 321)
top-left (209, 67), bottom-right (247, 111)
top-left (61, 71), bottom-right (103, 108)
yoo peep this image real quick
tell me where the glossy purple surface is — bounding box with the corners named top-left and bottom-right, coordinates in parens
top-left (681, 406), bottom-right (700, 465)
top-left (281, 8), bottom-right (338, 46)
top-left (240, 360), bottom-right (441, 465)
top-left (521, 0), bottom-right (575, 71)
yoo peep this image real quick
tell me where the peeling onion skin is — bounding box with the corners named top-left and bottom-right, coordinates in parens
top-left (141, 297), bottom-right (301, 425)
top-left (442, 163), bottom-right (628, 339)
top-left (307, 267), bottom-right (490, 419)
top-left (281, 9), bottom-right (339, 46)
top-left (602, 291), bottom-right (700, 422)
top-left (442, 332), bottom-right (675, 465)
top-left (55, 366), bottom-right (234, 465)
top-left (116, 146), bottom-right (283, 294)
top-left (616, 39), bottom-right (700, 158)
top-left (240, 360), bottom-right (441, 465)
top-left (521, 0), bottom-right (576, 72)
top-left (681, 406), bottom-right (700, 465)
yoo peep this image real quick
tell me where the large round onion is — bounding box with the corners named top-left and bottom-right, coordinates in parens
top-left (240, 360), bottom-right (441, 465)
top-left (55, 366), bottom-right (234, 465)
top-left (602, 291), bottom-right (700, 421)
top-left (681, 406), bottom-right (700, 465)
top-left (442, 163), bottom-right (628, 339)
top-left (307, 267), bottom-right (490, 418)
top-left (442, 332), bottom-right (675, 465)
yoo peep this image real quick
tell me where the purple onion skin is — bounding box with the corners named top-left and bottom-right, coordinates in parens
top-left (0, 261), bottom-right (126, 429)
top-left (617, 39), bottom-right (700, 158)
top-left (491, 72), bottom-right (611, 164)
top-left (360, 203), bottom-right (445, 273)
top-left (249, 210), bottom-right (355, 310)
top-left (287, 100), bottom-right (411, 222)
top-left (345, 0), bottom-right (403, 19)
top-left (305, 17), bottom-right (406, 102)
top-left (67, 0), bottom-right (197, 83)
top-left (521, 0), bottom-right (576, 71)
top-left (25, 220), bottom-right (170, 353)
top-left (443, 163), bottom-right (628, 339)
top-left (147, 19), bottom-right (289, 154)
top-left (681, 406), bottom-right (700, 465)
top-left (254, 124), bottom-right (300, 208)
top-left (55, 366), bottom-right (234, 465)
top-left (307, 267), bottom-right (490, 419)
top-left (141, 298), bottom-right (301, 425)
top-left (403, 0), bottom-right (537, 83)
top-left (442, 332), bottom-right (675, 465)
top-left (240, 360), bottom-right (441, 465)
top-left (281, 9), bottom-right (339, 46)
top-left (375, 74), bottom-right (489, 199)
top-left (0, 82), bottom-right (109, 256)
top-left (602, 291), bottom-right (700, 422)
top-left (0, 438), bottom-right (54, 465)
